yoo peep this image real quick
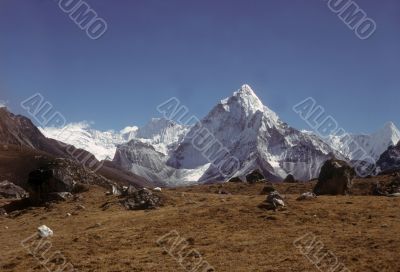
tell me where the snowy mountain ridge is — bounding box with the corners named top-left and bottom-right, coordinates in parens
top-left (40, 118), bottom-right (189, 161)
top-left (323, 121), bottom-right (400, 161)
top-left (40, 84), bottom-right (400, 186)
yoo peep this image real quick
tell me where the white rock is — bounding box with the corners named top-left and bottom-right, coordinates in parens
top-left (111, 185), bottom-right (121, 196)
top-left (273, 198), bottom-right (285, 207)
top-left (38, 225), bottom-right (53, 238)
top-left (153, 187), bottom-right (162, 192)
top-left (297, 192), bottom-right (317, 201)
top-left (389, 193), bottom-right (400, 197)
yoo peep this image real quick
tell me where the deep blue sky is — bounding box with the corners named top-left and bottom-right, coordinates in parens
top-left (1, 0), bottom-right (399, 133)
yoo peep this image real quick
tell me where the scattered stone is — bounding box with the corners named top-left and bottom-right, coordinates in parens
top-left (71, 183), bottom-right (90, 194)
top-left (86, 223), bottom-right (102, 230)
top-left (259, 191), bottom-right (285, 211)
top-left (314, 159), bottom-right (355, 195)
top-left (73, 194), bottom-right (84, 201)
top-left (187, 237), bottom-right (195, 245)
top-left (246, 170), bottom-right (265, 184)
top-left (38, 225), bottom-right (53, 238)
top-left (121, 189), bottom-right (164, 210)
top-left (371, 177), bottom-right (400, 197)
top-left (111, 184), bottom-right (122, 196)
top-left (296, 192), bottom-right (317, 201)
top-left (76, 205), bottom-right (86, 210)
top-left (372, 182), bottom-right (388, 196)
top-left (217, 189), bottom-right (230, 195)
top-left (0, 180), bottom-right (29, 199)
top-left (283, 174), bottom-right (296, 183)
top-left (387, 177), bottom-right (400, 194)
top-left (66, 213), bottom-right (72, 217)
top-left (389, 193), bottom-right (400, 197)
top-left (48, 192), bottom-right (73, 202)
top-left (260, 185), bottom-right (276, 195)
top-left (121, 185), bottom-right (138, 196)
top-left (153, 187), bottom-right (162, 192)
top-left (228, 177), bottom-right (243, 183)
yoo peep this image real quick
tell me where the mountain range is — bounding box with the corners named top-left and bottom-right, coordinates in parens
top-left (37, 85), bottom-right (400, 186)
top-left (0, 106), bottom-right (152, 189)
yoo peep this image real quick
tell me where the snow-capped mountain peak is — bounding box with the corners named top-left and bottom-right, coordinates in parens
top-left (325, 121), bottom-right (400, 161)
top-left (164, 84), bottom-right (338, 183)
top-left (220, 84), bottom-right (281, 128)
top-left (380, 121), bottom-right (400, 138)
top-left (221, 84), bottom-right (264, 115)
top-left (40, 117), bottom-right (190, 161)
top-left (40, 122), bottom-right (126, 161)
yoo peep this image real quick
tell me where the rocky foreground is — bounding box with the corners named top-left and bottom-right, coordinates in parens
top-left (1, 176), bottom-right (399, 272)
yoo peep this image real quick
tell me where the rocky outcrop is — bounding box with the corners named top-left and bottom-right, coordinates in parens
top-left (0, 180), bottom-right (28, 199)
top-left (258, 191), bottom-right (285, 211)
top-left (228, 177), bottom-right (243, 183)
top-left (313, 159), bottom-right (355, 195)
top-left (376, 141), bottom-right (400, 174)
top-left (296, 192), bottom-right (317, 201)
top-left (283, 174), bottom-right (296, 183)
top-left (246, 170), bottom-right (265, 184)
top-left (260, 184), bottom-right (276, 195)
top-left (26, 158), bottom-right (119, 203)
top-left (121, 188), bottom-right (164, 210)
top-left (371, 176), bottom-right (400, 196)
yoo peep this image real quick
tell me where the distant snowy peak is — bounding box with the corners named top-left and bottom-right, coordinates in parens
top-left (326, 121), bottom-right (400, 161)
top-left (40, 118), bottom-right (190, 161)
top-left (134, 118), bottom-right (189, 155)
top-left (378, 122), bottom-right (400, 143)
top-left (136, 118), bottom-right (188, 141)
top-left (40, 122), bottom-right (126, 161)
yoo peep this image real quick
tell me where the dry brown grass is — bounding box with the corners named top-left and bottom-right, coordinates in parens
top-left (1, 180), bottom-right (399, 272)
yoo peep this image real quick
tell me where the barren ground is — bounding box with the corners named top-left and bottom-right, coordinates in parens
top-left (1, 180), bottom-right (399, 272)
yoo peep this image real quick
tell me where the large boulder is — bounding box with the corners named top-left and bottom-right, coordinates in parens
top-left (246, 170), bottom-right (265, 184)
top-left (228, 177), bottom-right (243, 183)
top-left (258, 191), bottom-right (285, 211)
top-left (27, 158), bottom-right (118, 203)
top-left (121, 188), bottom-right (164, 210)
top-left (0, 180), bottom-right (28, 199)
top-left (283, 174), bottom-right (296, 183)
top-left (313, 159), bottom-right (355, 195)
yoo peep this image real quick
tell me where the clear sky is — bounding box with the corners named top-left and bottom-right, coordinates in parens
top-left (0, 0), bottom-right (399, 133)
